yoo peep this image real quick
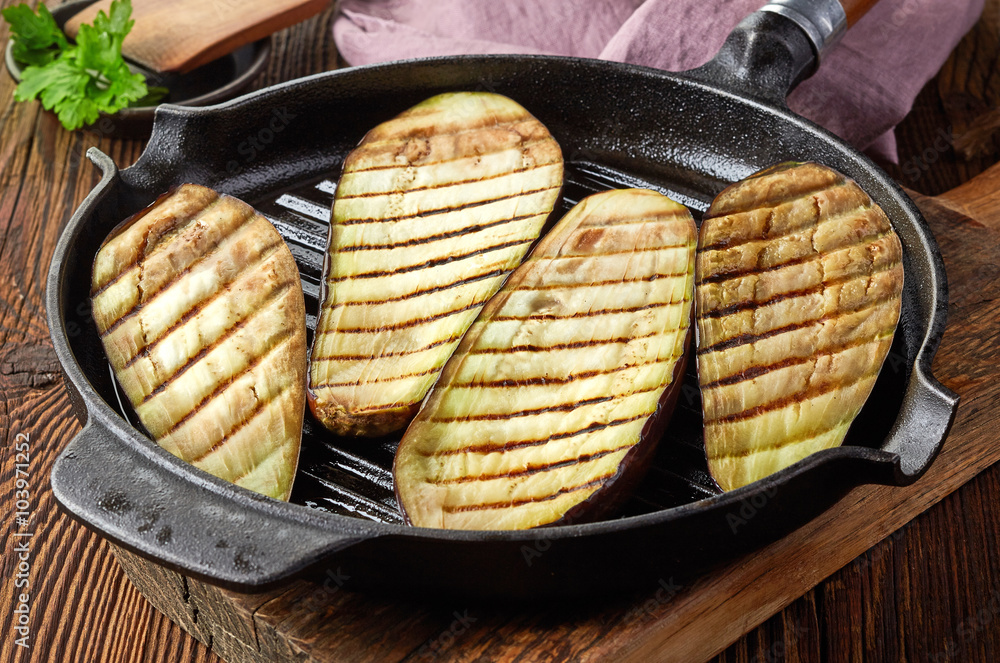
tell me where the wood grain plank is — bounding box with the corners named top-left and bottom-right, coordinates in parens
top-left (2, 1), bottom-right (1000, 662)
top-left (938, 1), bottom-right (1000, 160)
top-left (95, 190), bottom-right (1000, 663)
top-left (0, 2), bottom-right (338, 662)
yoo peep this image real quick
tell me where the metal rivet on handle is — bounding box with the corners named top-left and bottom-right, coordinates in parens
top-left (761, 0), bottom-right (848, 61)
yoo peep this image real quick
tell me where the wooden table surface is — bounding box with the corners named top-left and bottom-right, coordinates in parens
top-left (2, 3), bottom-right (1000, 662)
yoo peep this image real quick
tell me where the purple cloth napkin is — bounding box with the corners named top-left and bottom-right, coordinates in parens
top-left (334, 0), bottom-right (983, 162)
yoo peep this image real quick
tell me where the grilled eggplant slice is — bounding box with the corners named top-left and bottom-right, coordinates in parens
top-left (696, 162), bottom-right (904, 492)
top-left (395, 189), bottom-right (696, 530)
top-left (91, 184), bottom-right (307, 501)
top-left (309, 92), bottom-right (563, 437)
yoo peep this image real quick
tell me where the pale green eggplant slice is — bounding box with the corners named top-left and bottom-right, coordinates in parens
top-left (91, 183), bottom-right (307, 501)
top-left (696, 162), bottom-right (904, 492)
top-left (309, 92), bottom-right (563, 437)
top-left (395, 189), bottom-right (696, 530)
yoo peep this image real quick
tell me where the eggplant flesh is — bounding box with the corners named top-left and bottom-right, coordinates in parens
top-left (91, 184), bottom-right (307, 501)
top-left (309, 92), bottom-right (563, 437)
top-left (395, 189), bottom-right (696, 530)
top-left (696, 162), bottom-right (904, 492)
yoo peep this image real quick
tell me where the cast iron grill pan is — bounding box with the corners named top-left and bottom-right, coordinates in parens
top-left (107, 164), bottom-right (902, 524)
top-left (48, 9), bottom-right (958, 598)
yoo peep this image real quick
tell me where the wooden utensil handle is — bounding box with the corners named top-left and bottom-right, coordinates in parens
top-left (840, 0), bottom-right (882, 26)
top-left (66, 0), bottom-right (329, 74)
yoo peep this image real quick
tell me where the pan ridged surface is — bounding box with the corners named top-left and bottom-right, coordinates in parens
top-left (696, 162), bottom-right (904, 492)
top-left (309, 92), bottom-right (563, 437)
top-left (395, 189), bottom-right (696, 530)
top-left (91, 184), bottom-right (307, 501)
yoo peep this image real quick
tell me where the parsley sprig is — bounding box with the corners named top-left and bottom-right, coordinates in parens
top-left (3, 0), bottom-right (167, 130)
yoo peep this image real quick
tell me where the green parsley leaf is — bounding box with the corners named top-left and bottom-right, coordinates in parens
top-left (92, 0), bottom-right (135, 40)
top-left (15, 57), bottom-right (100, 128)
top-left (2, 3), bottom-right (68, 67)
top-left (6, 0), bottom-right (162, 131)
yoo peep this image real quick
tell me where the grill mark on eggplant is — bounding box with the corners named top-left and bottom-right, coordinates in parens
top-left (329, 400), bottom-right (413, 415)
top-left (440, 475), bottom-right (613, 513)
top-left (360, 117), bottom-right (544, 146)
top-left (139, 281), bottom-right (296, 404)
top-left (515, 271), bottom-right (691, 291)
top-left (469, 329), bottom-right (664, 355)
top-left (336, 184), bottom-right (561, 226)
top-left (120, 243), bottom-right (286, 368)
top-left (700, 334), bottom-right (890, 389)
top-left (335, 162), bottom-right (559, 199)
top-left (452, 355), bottom-right (677, 388)
top-left (697, 294), bottom-right (897, 355)
top-left (430, 444), bottom-right (635, 484)
top-left (578, 213), bottom-right (695, 228)
top-left (142, 196), bottom-right (228, 256)
top-left (321, 267), bottom-right (507, 311)
top-left (317, 299), bottom-right (483, 336)
top-left (489, 298), bottom-right (689, 322)
top-left (327, 237), bottom-right (534, 281)
top-left (701, 179), bottom-right (849, 226)
top-left (424, 413), bottom-right (647, 457)
top-left (310, 334), bottom-right (464, 363)
top-left (161, 328), bottom-right (296, 435)
top-left (187, 384), bottom-right (292, 463)
top-left (310, 366), bottom-right (442, 390)
top-left (335, 213), bottom-right (542, 252)
top-left (706, 415), bottom-right (855, 460)
top-left (92, 197), bottom-right (232, 298)
top-left (346, 137), bottom-right (552, 173)
top-left (428, 393), bottom-right (613, 423)
top-left (428, 383), bottom-right (661, 423)
top-left (98, 217), bottom-right (271, 337)
top-left (699, 201), bottom-right (869, 251)
top-left (545, 242), bottom-right (693, 260)
top-left (229, 443), bottom-right (287, 485)
top-left (704, 365), bottom-right (881, 425)
top-left (698, 264), bottom-right (900, 320)
top-left (696, 230), bottom-right (896, 285)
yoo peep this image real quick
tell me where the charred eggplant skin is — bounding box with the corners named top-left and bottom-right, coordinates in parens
top-left (696, 162), bottom-right (904, 492)
top-left (308, 92), bottom-right (563, 438)
top-left (91, 184), bottom-right (307, 501)
top-left (395, 188), bottom-right (696, 530)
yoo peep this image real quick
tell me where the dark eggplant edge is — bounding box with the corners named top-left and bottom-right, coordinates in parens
top-left (552, 324), bottom-right (694, 527)
top-left (306, 92), bottom-right (568, 438)
top-left (392, 190), bottom-right (698, 529)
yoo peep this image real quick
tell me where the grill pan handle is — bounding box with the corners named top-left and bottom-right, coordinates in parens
top-left (685, 0), bottom-right (880, 106)
top-left (51, 410), bottom-right (371, 589)
top-left (883, 365), bottom-right (959, 482)
top-left (683, 0), bottom-right (960, 485)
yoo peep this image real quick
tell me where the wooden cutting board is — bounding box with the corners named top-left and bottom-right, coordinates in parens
top-left (64, 0), bottom-right (329, 73)
top-left (109, 162), bottom-right (1000, 662)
